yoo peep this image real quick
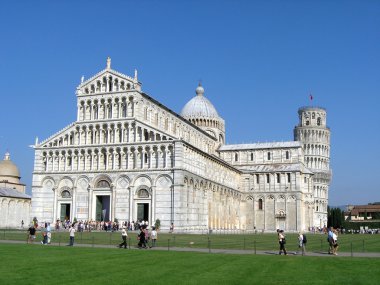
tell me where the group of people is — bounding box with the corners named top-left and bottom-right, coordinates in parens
top-left (116, 225), bottom-right (158, 249)
top-left (27, 223), bottom-right (52, 245)
top-left (137, 226), bottom-right (158, 249)
top-left (327, 227), bottom-right (339, 255)
top-left (276, 228), bottom-right (339, 256)
top-left (53, 219), bottom-right (155, 233)
top-left (28, 221), bottom-right (341, 256)
top-left (55, 219), bottom-right (120, 232)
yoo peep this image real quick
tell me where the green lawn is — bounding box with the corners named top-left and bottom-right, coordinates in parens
top-left (0, 243), bottom-right (379, 285)
top-left (1, 229), bottom-right (379, 253)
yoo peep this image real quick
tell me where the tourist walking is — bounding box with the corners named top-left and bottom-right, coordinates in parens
top-left (150, 227), bottom-right (157, 247)
top-left (138, 227), bottom-right (146, 248)
top-left (118, 227), bottom-right (128, 249)
top-left (27, 224), bottom-right (36, 244)
top-left (68, 225), bottom-right (76, 246)
top-left (332, 230), bottom-right (339, 255)
top-left (297, 232), bottom-right (306, 255)
top-left (327, 227), bottom-right (334, 254)
top-left (277, 229), bottom-right (287, 255)
top-left (144, 227), bottom-right (150, 248)
top-left (302, 232), bottom-right (307, 254)
top-left (41, 224), bottom-right (48, 245)
top-left (46, 223), bottom-right (52, 244)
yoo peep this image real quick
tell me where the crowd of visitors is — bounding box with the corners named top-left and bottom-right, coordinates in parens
top-left (27, 218), bottom-right (158, 248)
top-left (52, 219), bottom-right (152, 233)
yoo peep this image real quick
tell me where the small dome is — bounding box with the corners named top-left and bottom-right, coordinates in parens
top-left (0, 152), bottom-right (20, 179)
top-left (180, 84), bottom-right (220, 119)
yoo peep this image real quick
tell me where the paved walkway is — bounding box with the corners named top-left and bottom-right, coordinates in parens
top-left (1, 239), bottom-right (379, 258)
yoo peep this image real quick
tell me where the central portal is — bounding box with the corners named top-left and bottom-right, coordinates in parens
top-left (137, 203), bottom-right (149, 222)
top-left (96, 195), bottom-right (110, 221)
top-left (60, 203), bottom-right (71, 221)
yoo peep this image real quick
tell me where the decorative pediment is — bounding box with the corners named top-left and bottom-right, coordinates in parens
top-left (38, 122), bottom-right (77, 147)
top-left (76, 58), bottom-right (142, 96)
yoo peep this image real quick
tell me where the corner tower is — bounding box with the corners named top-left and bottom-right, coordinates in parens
top-left (294, 107), bottom-right (331, 228)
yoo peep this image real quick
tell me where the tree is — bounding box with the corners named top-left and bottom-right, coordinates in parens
top-left (154, 219), bottom-right (161, 230)
top-left (328, 207), bottom-right (344, 228)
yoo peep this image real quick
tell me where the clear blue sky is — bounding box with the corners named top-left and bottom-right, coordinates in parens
top-left (0, 0), bottom-right (379, 206)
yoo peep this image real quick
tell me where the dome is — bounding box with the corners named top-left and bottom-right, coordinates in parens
top-left (0, 152), bottom-right (20, 179)
top-left (180, 84), bottom-right (220, 119)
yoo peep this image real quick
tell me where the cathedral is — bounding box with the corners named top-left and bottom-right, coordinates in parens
top-left (31, 58), bottom-right (331, 232)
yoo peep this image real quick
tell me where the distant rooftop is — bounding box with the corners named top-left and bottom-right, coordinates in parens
top-left (238, 163), bottom-right (313, 174)
top-left (219, 141), bottom-right (301, 151)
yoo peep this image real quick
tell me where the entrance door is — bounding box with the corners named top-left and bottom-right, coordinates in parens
top-left (96, 195), bottom-right (110, 221)
top-left (137, 203), bottom-right (149, 222)
top-left (60, 204), bottom-right (71, 221)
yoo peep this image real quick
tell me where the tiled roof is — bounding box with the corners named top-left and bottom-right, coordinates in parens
top-left (349, 205), bottom-right (380, 216)
top-left (0, 187), bottom-right (31, 199)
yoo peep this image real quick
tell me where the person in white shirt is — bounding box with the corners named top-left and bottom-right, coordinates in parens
top-left (46, 223), bottom-right (52, 244)
top-left (118, 227), bottom-right (128, 249)
top-left (332, 231), bottom-right (339, 255)
top-left (297, 232), bottom-right (305, 255)
top-left (68, 225), bottom-right (76, 246)
top-left (150, 227), bottom-right (157, 248)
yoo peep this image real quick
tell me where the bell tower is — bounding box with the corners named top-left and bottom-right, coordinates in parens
top-left (294, 106), bottom-right (332, 228)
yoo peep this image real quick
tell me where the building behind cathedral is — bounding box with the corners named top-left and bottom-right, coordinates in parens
top-left (31, 58), bottom-right (331, 232)
top-left (0, 152), bottom-right (31, 228)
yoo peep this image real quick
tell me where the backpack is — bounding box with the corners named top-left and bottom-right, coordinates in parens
top-left (303, 234), bottom-right (307, 244)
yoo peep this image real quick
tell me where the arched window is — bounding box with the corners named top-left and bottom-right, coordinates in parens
top-left (108, 105), bottom-right (112, 119)
top-left (94, 106), bottom-right (98, 119)
top-left (144, 108), bottom-right (148, 120)
top-left (122, 102), bottom-right (127, 117)
top-left (312, 112), bottom-right (315, 119)
top-left (61, 190), bottom-right (71, 198)
top-left (97, 180), bottom-right (110, 188)
top-left (267, 152), bottom-right (271, 160)
top-left (155, 113), bottom-right (159, 125)
top-left (286, 151), bottom-right (289, 160)
top-left (109, 77), bottom-right (113, 92)
top-left (306, 120), bottom-right (310, 126)
top-left (251, 153), bottom-right (254, 161)
top-left (287, 173), bottom-right (291, 183)
top-left (256, 174), bottom-right (260, 184)
top-left (277, 173), bottom-right (280, 183)
top-left (317, 117), bottom-right (321, 126)
top-left (258, 199), bottom-right (263, 210)
top-left (266, 174), bottom-right (270, 183)
top-left (138, 189), bottom-right (149, 198)
top-left (235, 153), bottom-right (238, 162)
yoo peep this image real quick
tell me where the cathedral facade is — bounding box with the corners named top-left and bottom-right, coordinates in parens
top-left (31, 59), bottom-right (331, 232)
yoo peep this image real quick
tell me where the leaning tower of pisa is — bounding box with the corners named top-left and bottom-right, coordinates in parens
top-left (294, 106), bottom-right (332, 228)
